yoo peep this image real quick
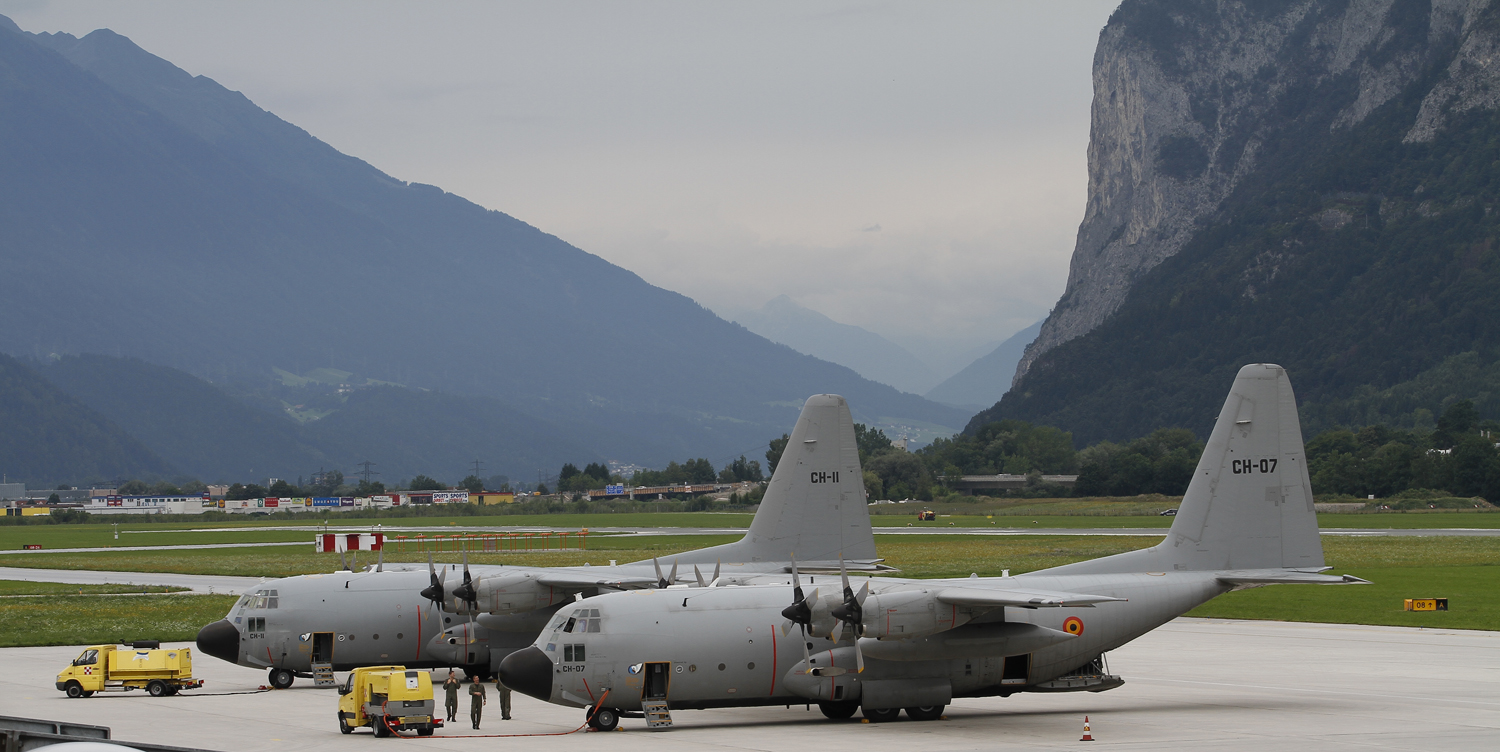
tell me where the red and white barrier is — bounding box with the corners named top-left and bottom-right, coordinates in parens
top-left (315, 533), bottom-right (385, 553)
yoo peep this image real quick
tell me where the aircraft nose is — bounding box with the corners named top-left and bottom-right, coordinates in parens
top-left (196, 619), bottom-right (240, 664)
top-left (497, 647), bottom-right (552, 701)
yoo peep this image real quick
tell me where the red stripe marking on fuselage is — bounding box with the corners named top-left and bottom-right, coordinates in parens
top-left (769, 626), bottom-right (777, 696)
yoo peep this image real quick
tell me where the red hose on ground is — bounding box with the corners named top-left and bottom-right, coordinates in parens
top-left (384, 690), bottom-right (613, 739)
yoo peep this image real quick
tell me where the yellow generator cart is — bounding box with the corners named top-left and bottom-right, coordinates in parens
top-left (337, 666), bottom-right (441, 737)
top-left (56, 641), bottom-right (203, 698)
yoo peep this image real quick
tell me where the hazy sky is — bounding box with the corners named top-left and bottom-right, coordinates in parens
top-left (3, 0), bottom-right (1117, 359)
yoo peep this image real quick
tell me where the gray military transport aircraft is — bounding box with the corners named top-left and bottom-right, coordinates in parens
top-left (499, 364), bottom-right (1368, 729)
top-left (195, 394), bottom-right (883, 689)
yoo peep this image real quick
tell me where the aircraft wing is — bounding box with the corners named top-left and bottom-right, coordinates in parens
top-left (934, 586), bottom-right (1126, 609)
top-left (534, 571), bottom-right (659, 589)
top-left (1215, 569), bottom-right (1370, 585)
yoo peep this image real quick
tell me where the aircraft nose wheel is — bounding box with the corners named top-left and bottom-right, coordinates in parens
top-left (586, 706), bottom-right (620, 731)
top-left (268, 668), bottom-right (295, 689)
top-left (862, 707), bottom-right (900, 722)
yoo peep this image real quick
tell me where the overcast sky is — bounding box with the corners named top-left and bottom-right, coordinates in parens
top-left (3, 0), bottom-right (1117, 361)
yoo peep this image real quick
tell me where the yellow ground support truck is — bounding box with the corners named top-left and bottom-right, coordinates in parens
top-left (337, 666), bottom-right (440, 737)
top-left (56, 641), bottom-right (203, 698)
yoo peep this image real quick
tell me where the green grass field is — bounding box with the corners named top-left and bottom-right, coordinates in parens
top-left (4, 508), bottom-right (1494, 555)
top-left (0, 580), bottom-right (188, 595)
top-left (0, 594), bottom-right (238, 648)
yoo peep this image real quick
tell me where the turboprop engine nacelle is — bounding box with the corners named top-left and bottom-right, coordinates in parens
top-left (429, 623), bottom-right (491, 666)
top-left (474, 573), bottom-right (562, 615)
top-left (862, 589), bottom-right (973, 640)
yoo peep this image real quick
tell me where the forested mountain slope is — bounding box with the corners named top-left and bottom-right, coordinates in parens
top-left (0, 354), bottom-right (175, 485)
top-left (977, 0), bottom-right (1500, 444)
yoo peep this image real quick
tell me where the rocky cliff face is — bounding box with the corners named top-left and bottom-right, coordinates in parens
top-left (1015, 0), bottom-right (1496, 386)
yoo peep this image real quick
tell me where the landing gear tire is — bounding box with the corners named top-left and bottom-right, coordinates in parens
top-left (147, 680), bottom-right (168, 697)
top-left (373, 717), bottom-right (392, 738)
top-left (417, 725), bottom-right (434, 737)
top-left (905, 705), bottom-right (945, 721)
top-left (818, 701), bottom-right (859, 720)
top-left (269, 668), bottom-right (295, 689)
top-left (587, 706), bottom-right (620, 731)
top-left (338, 714), bottom-right (353, 735)
top-left (862, 707), bottom-right (900, 723)
top-left (65, 681), bottom-right (84, 698)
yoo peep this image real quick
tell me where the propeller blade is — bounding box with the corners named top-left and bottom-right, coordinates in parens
top-left (781, 620), bottom-right (793, 637)
top-left (668, 559), bottom-right (679, 586)
top-left (452, 552), bottom-right (477, 604)
top-left (694, 565), bottom-right (707, 588)
top-left (350, 550), bottom-right (358, 571)
top-left (376, 545), bottom-right (383, 572)
top-left (799, 625), bottom-right (813, 673)
top-left (712, 559), bottom-right (721, 584)
top-left (653, 557), bottom-right (666, 588)
top-left (420, 553), bottom-right (445, 603)
top-left (829, 617), bottom-right (843, 644)
top-left (854, 638), bottom-right (865, 673)
top-left (338, 548), bottom-right (348, 571)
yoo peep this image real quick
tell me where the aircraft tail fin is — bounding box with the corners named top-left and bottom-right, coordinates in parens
top-left (701, 394), bottom-right (877, 565)
top-left (1048, 364), bottom-right (1325, 575)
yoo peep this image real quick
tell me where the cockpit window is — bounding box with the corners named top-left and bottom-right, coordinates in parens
top-left (563, 617), bottom-right (577, 633)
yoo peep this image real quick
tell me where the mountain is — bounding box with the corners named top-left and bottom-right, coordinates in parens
top-left (34, 354), bottom-right (607, 485)
top-left (976, 0), bottom-right (1500, 444)
top-left (924, 321), bottom-right (1041, 410)
top-left (0, 17), bottom-right (967, 469)
top-left (39, 355), bottom-right (328, 483)
top-left (729, 296), bottom-right (937, 394)
top-left (0, 353), bottom-right (175, 485)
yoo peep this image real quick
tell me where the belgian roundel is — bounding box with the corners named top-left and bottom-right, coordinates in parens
top-left (1063, 616), bottom-right (1084, 636)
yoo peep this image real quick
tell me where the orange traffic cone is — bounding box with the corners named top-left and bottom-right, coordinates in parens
top-left (1080, 715), bottom-right (1094, 742)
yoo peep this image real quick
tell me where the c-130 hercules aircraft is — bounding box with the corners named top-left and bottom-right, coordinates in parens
top-left (195, 394), bottom-right (886, 688)
top-left (499, 364), bottom-right (1368, 729)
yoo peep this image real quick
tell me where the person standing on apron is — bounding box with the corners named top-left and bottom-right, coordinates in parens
top-left (498, 679), bottom-right (512, 720)
top-left (468, 676), bottom-right (486, 729)
top-left (442, 670), bottom-right (461, 723)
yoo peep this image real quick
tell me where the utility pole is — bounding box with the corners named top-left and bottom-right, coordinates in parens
top-left (470, 459), bottom-right (485, 478)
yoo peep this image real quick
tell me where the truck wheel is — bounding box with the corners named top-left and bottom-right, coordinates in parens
top-left (65, 681), bottom-right (85, 698)
top-left (373, 717), bottom-right (391, 738)
top-left (269, 668), bottom-right (295, 689)
top-left (586, 706), bottom-right (619, 731)
top-left (905, 705), bottom-right (945, 721)
top-left (338, 714), bottom-right (353, 735)
top-left (417, 725), bottom-right (434, 737)
top-left (148, 680), bottom-right (168, 697)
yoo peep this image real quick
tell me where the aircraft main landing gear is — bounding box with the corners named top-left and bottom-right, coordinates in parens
top-left (818, 701), bottom-right (859, 719)
top-left (905, 705), bottom-right (945, 721)
top-left (269, 667), bottom-right (295, 689)
top-left (862, 707), bottom-right (900, 722)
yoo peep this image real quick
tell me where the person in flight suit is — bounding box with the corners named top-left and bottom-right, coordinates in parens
top-left (468, 676), bottom-right (487, 729)
top-left (442, 670), bottom-right (462, 723)
top-left (498, 679), bottom-right (512, 720)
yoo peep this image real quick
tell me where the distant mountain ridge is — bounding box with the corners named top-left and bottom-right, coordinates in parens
top-left (924, 321), bottom-right (1040, 410)
top-left (729, 296), bottom-right (938, 394)
top-left (0, 15), bottom-right (966, 473)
